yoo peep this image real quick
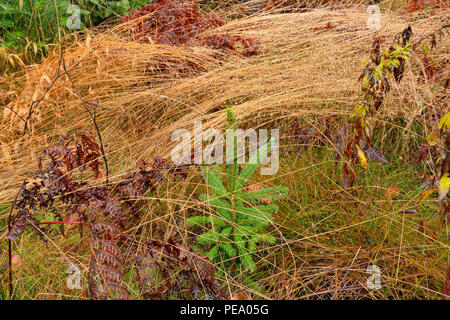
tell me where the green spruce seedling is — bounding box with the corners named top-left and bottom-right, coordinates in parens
top-left (187, 108), bottom-right (288, 275)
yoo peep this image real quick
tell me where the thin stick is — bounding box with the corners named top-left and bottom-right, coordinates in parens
top-left (60, 54), bottom-right (110, 184)
top-left (34, 220), bottom-right (89, 226)
top-left (0, 103), bottom-right (26, 123)
top-left (7, 183), bottom-right (22, 299)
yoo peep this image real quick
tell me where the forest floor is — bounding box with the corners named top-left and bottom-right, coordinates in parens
top-left (0, 0), bottom-right (448, 299)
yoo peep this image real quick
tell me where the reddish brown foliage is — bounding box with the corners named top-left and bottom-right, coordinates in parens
top-left (364, 147), bottom-right (389, 164)
top-left (405, 0), bottom-right (449, 12)
top-left (284, 116), bottom-right (337, 156)
top-left (120, 0), bottom-right (259, 57)
top-left (133, 238), bottom-right (220, 299)
top-left (7, 130), bottom-right (219, 300)
top-left (418, 143), bottom-right (430, 163)
top-left (444, 265), bottom-right (450, 300)
top-left (89, 221), bottom-right (128, 300)
top-left (419, 56), bottom-right (448, 84)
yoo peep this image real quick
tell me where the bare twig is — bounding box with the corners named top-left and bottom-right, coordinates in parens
top-left (60, 54), bottom-right (110, 184)
top-left (0, 103), bottom-right (26, 123)
top-left (7, 181), bottom-right (24, 299)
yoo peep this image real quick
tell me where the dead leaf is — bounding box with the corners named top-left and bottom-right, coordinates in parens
top-left (97, 171), bottom-right (106, 181)
top-left (231, 292), bottom-right (249, 300)
top-left (439, 173), bottom-right (450, 202)
top-left (419, 188), bottom-right (436, 204)
top-left (11, 254), bottom-right (22, 267)
top-left (356, 144), bottom-right (368, 170)
top-left (427, 131), bottom-right (438, 146)
top-left (385, 186), bottom-right (401, 200)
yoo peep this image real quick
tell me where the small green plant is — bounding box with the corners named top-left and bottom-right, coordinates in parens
top-left (337, 29), bottom-right (413, 187)
top-left (0, 0), bottom-right (148, 71)
top-left (420, 111), bottom-right (450, 207)
top-left (75, 0), bottom-right (149, 27)
top-left (187, 109), bottom-right (288, 274)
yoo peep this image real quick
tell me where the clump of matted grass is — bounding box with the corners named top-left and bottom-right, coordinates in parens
top-left (0, 3), bottom-right (448, 299)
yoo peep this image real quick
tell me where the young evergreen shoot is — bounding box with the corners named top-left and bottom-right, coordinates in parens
top-left (187, 108), bottom-right (288, 274)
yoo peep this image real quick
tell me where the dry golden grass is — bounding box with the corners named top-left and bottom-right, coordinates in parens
top-left (0, 4), bottom-right (448, 299)
top-left (1, 7), bottom-right (447, 193)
